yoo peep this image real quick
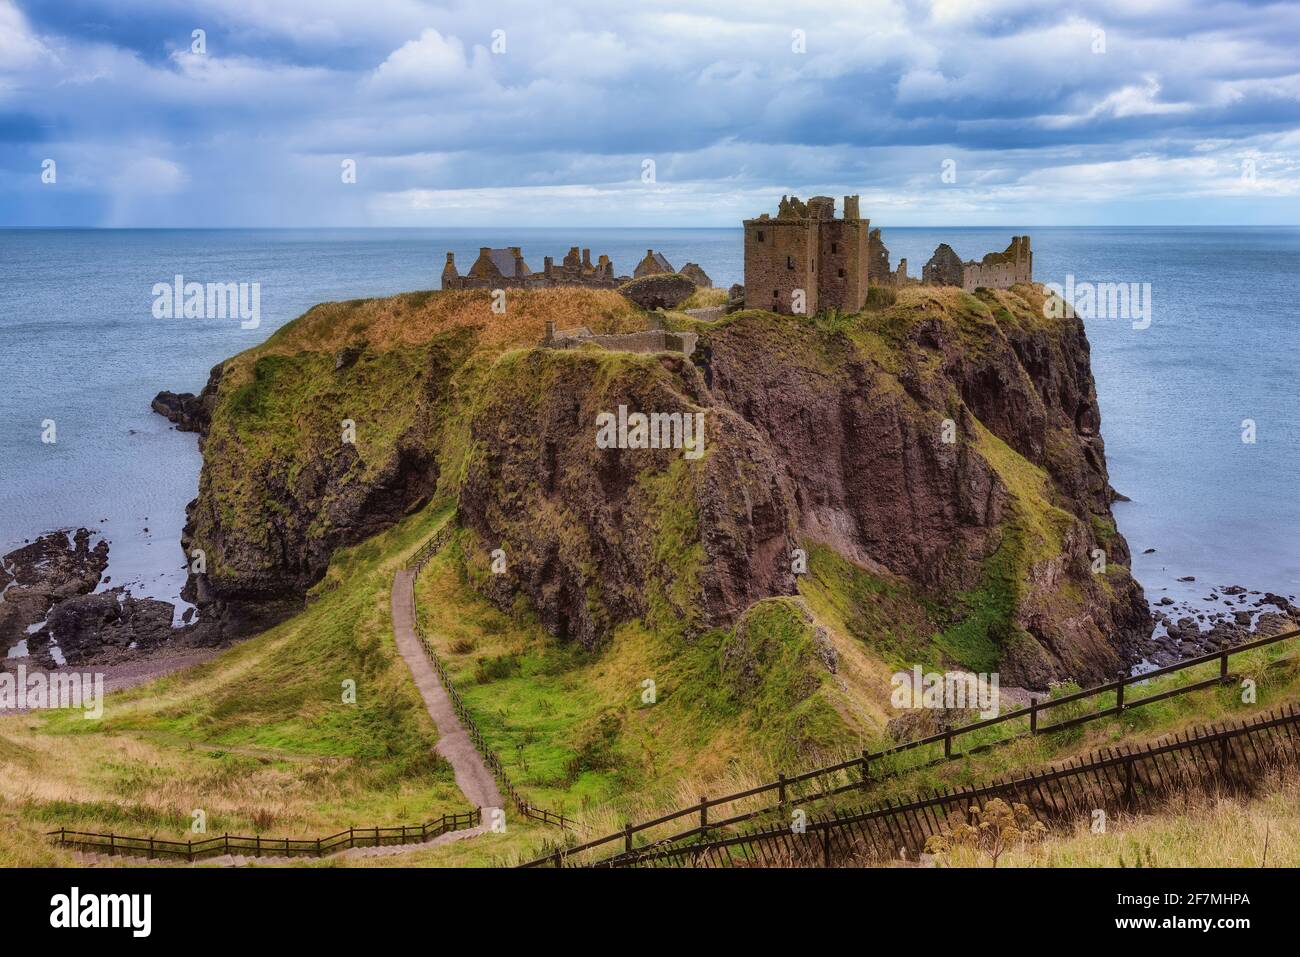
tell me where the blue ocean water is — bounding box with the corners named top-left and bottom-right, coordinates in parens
top-left (0, 227), bottom-right (1296, 610)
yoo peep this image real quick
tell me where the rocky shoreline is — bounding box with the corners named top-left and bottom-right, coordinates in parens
top-left (1138, 579), bottom-right (1299, 670)
top-left (1, 529), bottom-right (222, 671)
top-left (2, 367), bottom-right (286, 676)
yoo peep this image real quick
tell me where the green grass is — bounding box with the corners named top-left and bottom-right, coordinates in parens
top-left (414, 541), bottom-right (861, 827)
top-left (0, 503), bottom-right (472, 865)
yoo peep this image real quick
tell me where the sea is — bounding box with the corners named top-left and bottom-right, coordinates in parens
top-left (1, 227), bottom-right (1297, 614)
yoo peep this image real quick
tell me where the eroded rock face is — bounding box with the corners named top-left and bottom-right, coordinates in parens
top-left (170, 333), bottom-right (474, 640)
top-left (452, 293), bottom-right (1148, 684)
top-left (703, 305), bottom-right (1148, 685)
top-left (458, 350), bottom-right (798, 648)
top-left (172, 286), bottom-right (1149, 687)
top-left (151, 363), bottom-right (224, 435)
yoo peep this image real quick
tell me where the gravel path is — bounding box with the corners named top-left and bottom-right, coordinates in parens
top-left (390, 568), bottom-right (504, 827)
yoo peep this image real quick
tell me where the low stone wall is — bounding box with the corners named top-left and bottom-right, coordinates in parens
top-left (546, 329), bottom-right (698, 358)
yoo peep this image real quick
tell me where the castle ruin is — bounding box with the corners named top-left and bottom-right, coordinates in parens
top-left (442, 202), bottom-right (1031, 327)
top-left (921, 236), bottom-right (1032, 292)
top-left (442, 246), bottom-right (621, 290)
top-left (740, 195), bottom-right (1032, 313)
top-left (743, 195), bottom-right (871, 316)
top-left (634, 249), bottom-right (674, 278)
top-left (441, 245), bottom-right (705, 292)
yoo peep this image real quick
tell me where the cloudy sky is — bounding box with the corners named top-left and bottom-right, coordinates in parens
top-left (2, 0), bottom-right (1298, 226)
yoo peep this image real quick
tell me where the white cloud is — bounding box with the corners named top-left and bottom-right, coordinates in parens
top-left (367, 28), bottom-right (488, 93)
top-left (0, 0), bottom-right (52, 74)
top-left (5, 0), bottom-right (1300, 226)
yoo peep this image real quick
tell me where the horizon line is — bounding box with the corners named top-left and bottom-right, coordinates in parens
top-left (4, 224), bottom-right (1299, 231)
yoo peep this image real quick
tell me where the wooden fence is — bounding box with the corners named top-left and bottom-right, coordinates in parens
top-left (50, 808), bottom-right (481, 863)
top-left (406, 525), bottom-right (579, 831)
top-left (579, 703), bottom-right (1300, 867)
top-left (523, 626), bottom-right (1300, 865)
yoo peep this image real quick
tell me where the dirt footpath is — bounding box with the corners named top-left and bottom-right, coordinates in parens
top-left (390, 568), bottom-right (504, 830)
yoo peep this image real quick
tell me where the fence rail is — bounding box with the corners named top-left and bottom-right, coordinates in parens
top-left (406, 525), bottom-right (579, 832)
top-left (50, 809), bottom-right (482, 863)
top-left (523, 626), bottom-right (1300, 866)
top-left (587, 703), bottom-right (1300, 867)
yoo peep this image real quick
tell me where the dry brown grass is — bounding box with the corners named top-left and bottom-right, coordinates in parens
top-left (993, 767), bottom-right (1300, 867)
top-left (258, 287), bottom-right (646, 358)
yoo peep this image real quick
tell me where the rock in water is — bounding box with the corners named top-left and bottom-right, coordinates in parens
top-left (0, 530), bottom-right (108, 650)
top-left (40, 589), bottom-right (176, 667)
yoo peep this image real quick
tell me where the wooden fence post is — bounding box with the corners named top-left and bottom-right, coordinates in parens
top-left (1220, 652), bottom-right (1229, 682)
top-left (1029, 697), bottom-right (1038, 734)
top-left (1116, 680), bottom-right (1125, 712)
top-left (861, 750), bottom-right (870, 791)
top-left (699, 797), bottom-right (708, 831)
top-left (624, 823), bottom-right (633, 854)
top-left (778, 773), bottom-right (787, 806)
top-left (943, 725), bottom-right (952, 759)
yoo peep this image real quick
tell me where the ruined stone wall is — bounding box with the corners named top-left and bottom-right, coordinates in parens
top-left (818, 218), bottom-right (870, 311)
top-left (545, 329), bottom-right (698, 357)
top-left (961, 236), bottom-right (1033, 291)
top-left (868, 227), bottom-right (897, 287)
top-left (443, 274), bottom-right (625, 291)
top-left (922, 244), bottom-right (965, 286)
top-left (743, 218), bottom-right (820, 315)
top-left (442, 244), bottom-right (626, 291)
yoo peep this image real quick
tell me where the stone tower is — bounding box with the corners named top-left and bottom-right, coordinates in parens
top-left (742, 194), bottom-right (870, 315)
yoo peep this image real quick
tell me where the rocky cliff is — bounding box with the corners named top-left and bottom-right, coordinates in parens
top-left (163, 284), bottom-right (1149, 687)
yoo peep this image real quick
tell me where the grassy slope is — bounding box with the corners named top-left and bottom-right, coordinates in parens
top-left (0, 505), bottom-right (469, 866)
top-left (935, 768), bottom-right (1300, 868)
top-left (9, 284), bottom-right (1288, 867)
top-left (400, 284), bottom-right (1136, 838)
top-left (415, 537), bottom-right (861, 825)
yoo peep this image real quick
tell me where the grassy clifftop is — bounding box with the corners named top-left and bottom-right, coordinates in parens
top-left (0, 282), bottom-right (1158, 862)
top-left (191, 277), bottom-right (1148, 722)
